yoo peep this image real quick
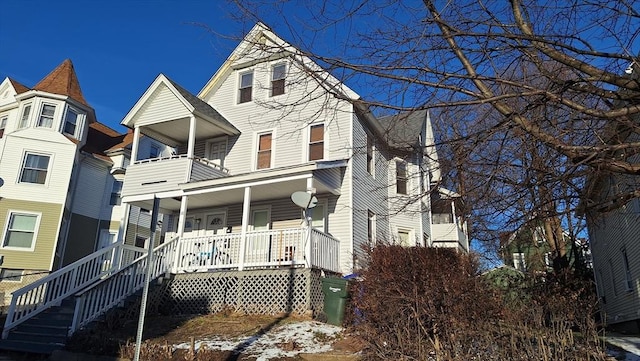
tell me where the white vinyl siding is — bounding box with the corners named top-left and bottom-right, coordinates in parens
top-left (135, 85), bottom-right (192, 127)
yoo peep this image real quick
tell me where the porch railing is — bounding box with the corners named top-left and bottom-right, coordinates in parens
top-left (69, 237), bottom-right (179, 335)
top-left (2, 243), bottom-right (143, 338)
top-left (310, 228), bottom-right (340, 273)
top-left (173, 227), bottom-right (339, 273)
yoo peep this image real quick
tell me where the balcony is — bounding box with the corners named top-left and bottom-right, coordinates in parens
top-left (121, 155), bottom-right (229, 197)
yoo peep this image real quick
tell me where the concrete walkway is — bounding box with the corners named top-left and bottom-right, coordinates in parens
top-left (606, 333), bottom-right (640, 359)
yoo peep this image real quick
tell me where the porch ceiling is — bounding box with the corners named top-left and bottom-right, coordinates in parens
top-left (141, 116), bottom-right (234, 147)
top-left (127, 163), bottom-right (344, 212)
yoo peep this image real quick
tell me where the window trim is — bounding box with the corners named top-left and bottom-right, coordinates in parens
top-left (238, 70), bottom-right (254, 104)
top-left (1, 210), bottom-right (41, 252)
top-left (366, 134), bottom-right (374, 176)
top-left (396, 227), bottom-right (414, 247)
top-left (0, 114), bottom-right (7, 138)
top-left (205, 137), bottom-right (228, 168)
top-left (62, 105), bottom-right (82, 138)
top-left (110, 180), bottom-right (123, 206)
top-left (0, 269), bottom-right (24, 283)
top-left (255, 131), bottom-right (274, 170)
top-left (18, 103), bottom-right (32, 128)
top-left (271, 63), bottom-right (286, 97)
top-left (37, 103), bottom-right (56, 128)
top-left (308, 123), bottom-right (325, 161)
top-left (19, 151), bottom-right (52, 185)
top-left (367, 210), bottom-right (376, 245)
top-left (622, 247), bottom-right (634, 291)
top-left (396, 160), bottom-right (408, 195)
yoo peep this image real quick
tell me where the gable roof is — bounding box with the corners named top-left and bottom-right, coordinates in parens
top-left (378, 110), bottom-right (428, 148)
top-left (198, 22), bottom-right (359, 101)
top-left (34, 59), bottom-right (89, 107)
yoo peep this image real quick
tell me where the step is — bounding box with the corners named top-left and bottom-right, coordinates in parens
top-left (13, 323), bottom-right (68, 336)
top-left (24, 315), bottom-right (73, 327)
top-left (0, 338), bottom-right (64, 354)
top-left (6, 330), bottom-right (67, 344)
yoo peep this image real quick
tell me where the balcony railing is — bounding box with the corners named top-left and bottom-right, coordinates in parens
top-left (122, 155), bottom-right (229, 197)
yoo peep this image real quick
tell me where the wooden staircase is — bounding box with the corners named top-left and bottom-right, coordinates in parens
top-left (0, 298), bottom-right (75, 354)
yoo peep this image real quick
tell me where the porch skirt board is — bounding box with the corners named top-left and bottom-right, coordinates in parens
top-left (155, 269), bottom-right (331, 317)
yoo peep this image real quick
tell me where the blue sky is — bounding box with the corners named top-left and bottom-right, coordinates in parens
top-left (0, 1), bottom-right (251, 132)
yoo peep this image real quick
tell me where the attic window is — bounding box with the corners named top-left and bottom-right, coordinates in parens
top-left (239, 71), bottom-right (253, 104)
top-left (271, 64), bottom-right (286, 96)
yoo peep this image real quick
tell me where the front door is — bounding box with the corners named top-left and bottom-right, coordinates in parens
top-left (208, 139), bottom-right (227, 168)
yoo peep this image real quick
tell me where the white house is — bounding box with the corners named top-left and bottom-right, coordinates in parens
top-left (0, 24), bottom-right (469, 352)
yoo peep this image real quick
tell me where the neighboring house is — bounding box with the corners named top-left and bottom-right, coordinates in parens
top-left (581, 64), bottom-right (640, 333)
top-left (0, 60), bottom-right (167, 306)
top-left (499, 223), bottom-right (591, 273)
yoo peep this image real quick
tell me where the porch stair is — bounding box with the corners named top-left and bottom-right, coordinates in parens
top-left (0, 298), bottom-right (75, 354)
top-left (0, 237), bottom-right (177, 355)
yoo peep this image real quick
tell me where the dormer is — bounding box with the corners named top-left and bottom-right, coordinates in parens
top-left (11, 59), bottom-right (95, 147)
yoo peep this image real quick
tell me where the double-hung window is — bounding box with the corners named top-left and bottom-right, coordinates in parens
top-left (271, 64), bottom-right (286, 96)
top-left (396, 161), bottom-right (408, 194)
top-left (309, 124), bottom-right (324, 161)
top-left (0, 115), bottom-right (7, 138)
top-left (38, 104), bottom-right (56, 128)
top-left (110, 180), bottom-right (123, 205)
top-left (63, 107), bottom-right (80, 137)
top-left (18, 104), bottom-right (31, 128)
top-left (366, 135), bottom-right (374, 175)
top-left (367, 210), bottom-right (376, 244)
top-left (622, 247), bottom-right (633, 291)
top-left (239, 71), bottom-right (253, 103)
top-left (3, 212), bottom-right (40, 250)
top-left (20, 153), bottom-right (50, 184)
top-left (257, 133), bottom-right (272, 169)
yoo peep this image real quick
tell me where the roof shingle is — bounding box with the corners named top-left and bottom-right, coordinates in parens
top-left (34, 59), bottom-right (89, 107)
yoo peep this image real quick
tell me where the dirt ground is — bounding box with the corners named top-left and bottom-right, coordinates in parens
top-left (67, 312), bottom-right (364, 360)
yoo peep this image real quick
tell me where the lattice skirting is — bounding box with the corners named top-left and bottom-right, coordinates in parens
top-left (156, 269), bottom-right (331, 316)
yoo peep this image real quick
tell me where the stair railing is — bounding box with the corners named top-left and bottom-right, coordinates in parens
top-left (2, 243), bottom-right (143, 339)
top-left (69, 236), bottom-right (179, 335)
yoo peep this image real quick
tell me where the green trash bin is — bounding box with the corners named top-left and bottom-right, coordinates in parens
top-left (322, 277), bottom-right (349, 326)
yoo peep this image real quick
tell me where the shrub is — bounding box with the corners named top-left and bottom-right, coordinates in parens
top-left (349, 246), bottom-right (606, 361)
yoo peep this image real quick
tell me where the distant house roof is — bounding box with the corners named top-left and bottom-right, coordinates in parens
top-left (377, 110), bottom-right (428, 149)
top-left (34, 59), bottom-right (89, 107)
top-left (81, 122), bottom-right (129, 163)
top-left (8, 78), bottom-right (30, 94)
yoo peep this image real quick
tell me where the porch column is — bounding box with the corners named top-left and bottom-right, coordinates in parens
top-left (175, 196), bottom-right (188, 272)
top-left (451, 199), bottom-right (457, 228)
top-left (238, 186), bottom-right (252, 271)
top-left (187, 115), bottom-right (196, 158)
top-left (177, 196), bottom-right (189, 237)
top-left (305, 177), bottom-right (313, 268)
top-left (131, 127), bottom-right (141, 163)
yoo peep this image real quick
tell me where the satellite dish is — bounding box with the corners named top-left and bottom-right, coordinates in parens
top-left (291, 191), bottom-right (318, 209)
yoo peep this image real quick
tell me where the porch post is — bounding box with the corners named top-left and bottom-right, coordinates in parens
top-left (305, 178), bottom-right (313, 268)
top-left (177, 196), bottom-right (189, 238)
top-left (451, 199), bottom-right (457, 228)
top-left (187, 115), bottom-right (196, 158)
top-left (174, 196), bottom-right (188, 272)
top-left (131, 127), bottom-right (141, 163)
top-left (238, 186), bottom-right (252, 271)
